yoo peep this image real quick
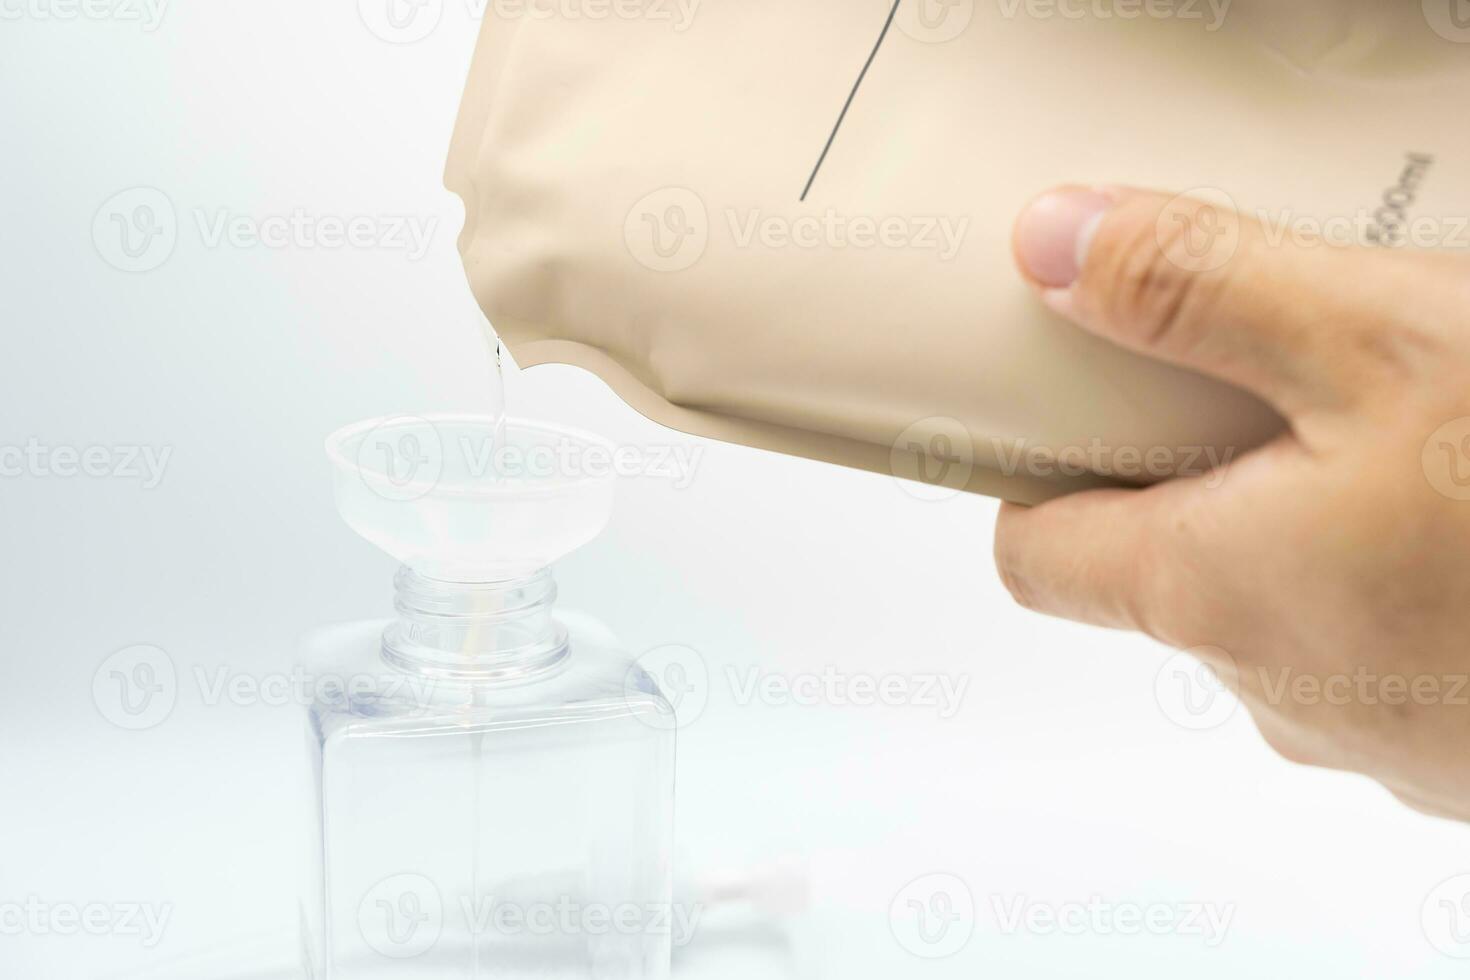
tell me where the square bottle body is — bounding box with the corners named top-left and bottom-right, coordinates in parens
top-left (300, 613), bottom-right (676, 980)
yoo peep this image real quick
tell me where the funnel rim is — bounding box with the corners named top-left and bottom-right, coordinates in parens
top-left (324, 413), bottom-right (619, 501)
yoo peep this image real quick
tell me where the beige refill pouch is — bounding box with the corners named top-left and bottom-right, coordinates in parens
top-left (446, 0), bottom-right (1470, 503)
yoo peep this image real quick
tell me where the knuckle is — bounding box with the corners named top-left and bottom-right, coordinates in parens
top-left (1118, 505), bottom-right (1208, 646)
top-left (1088, 199), bottom-right (1240, 356)
top-left (1121, 577), bottom-right (1174, 646)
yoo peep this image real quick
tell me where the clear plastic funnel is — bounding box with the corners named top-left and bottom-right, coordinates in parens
top-left (325, 414), bottom-right (616, 581)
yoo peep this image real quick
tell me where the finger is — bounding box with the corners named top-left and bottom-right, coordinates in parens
top-left (1011, 185), bottom-right (1429, 422)
top-left (994, 485), bottom-right (1208, 641)
top-left (994, 431), bottom-right (1309, 636)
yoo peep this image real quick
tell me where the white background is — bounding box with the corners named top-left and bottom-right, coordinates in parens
top-left (2, 1), bottom-right (1468, 977)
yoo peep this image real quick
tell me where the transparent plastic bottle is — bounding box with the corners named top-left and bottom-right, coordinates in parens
top-left (302, 415), bottom-right (676, 980)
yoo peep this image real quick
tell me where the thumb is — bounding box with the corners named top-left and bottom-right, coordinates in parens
top-left (1012, 186), bottom-right (1425, 424)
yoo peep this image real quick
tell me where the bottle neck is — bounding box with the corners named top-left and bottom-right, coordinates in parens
top-left (382, 566), bottom-right (569, 681)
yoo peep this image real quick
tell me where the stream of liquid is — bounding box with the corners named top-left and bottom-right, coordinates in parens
top-left (490, 338), bottom-right (508, 461)
top-left (472, 334), bottom-right (504, 977)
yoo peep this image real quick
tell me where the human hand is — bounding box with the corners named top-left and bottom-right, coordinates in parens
top-left (998, 186), bottom-right (1470, 822)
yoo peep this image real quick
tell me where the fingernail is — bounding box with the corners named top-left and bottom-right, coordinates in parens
top-left (1014, 188), bottom-right (1113, 289)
